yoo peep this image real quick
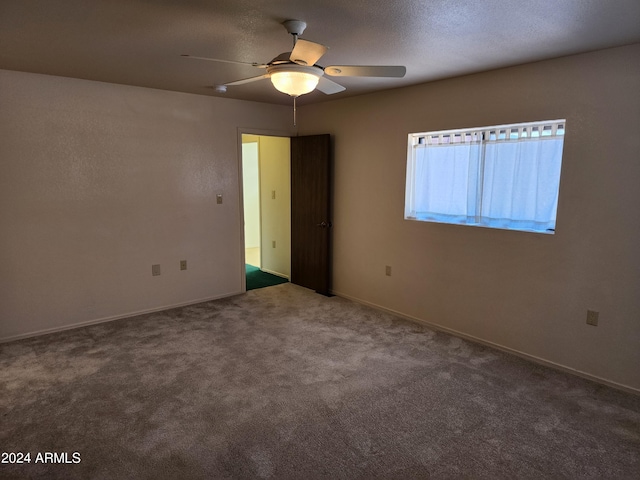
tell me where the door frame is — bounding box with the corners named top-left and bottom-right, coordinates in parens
top-left (237, 127), bottom-right (294, 293)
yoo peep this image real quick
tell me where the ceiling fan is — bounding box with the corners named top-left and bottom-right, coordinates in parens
top-left (182, 19), bottom-right (406, 101)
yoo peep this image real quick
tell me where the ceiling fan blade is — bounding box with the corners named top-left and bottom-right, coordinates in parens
top-left (181, 54), bottom-right (267, 68)
top-left (289, 39), bottom-right (328, 66)
top-left (316, 76), bottom-right (346, 95)
top-left (324, 65), bottom-right (406, 78)
top-left (224, 74), bottom-right (269, 86)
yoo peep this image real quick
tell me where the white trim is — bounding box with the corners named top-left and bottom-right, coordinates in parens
top-left (331, 289), bottom-right (640, 396)
top-left (0, 291), bottom-right (241, 344)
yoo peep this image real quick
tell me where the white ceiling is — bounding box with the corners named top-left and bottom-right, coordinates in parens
top-left (1, 0), bottom-right (639, 106)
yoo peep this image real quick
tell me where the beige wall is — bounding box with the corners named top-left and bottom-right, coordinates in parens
top-left (0, 69), bottom-right (293, 340)
top-left (241, 141), bottom-right (260, 250)
top-left (258, 136), bottom-right (291, 278)
top-left (298, 44), bottom-right (640, 391)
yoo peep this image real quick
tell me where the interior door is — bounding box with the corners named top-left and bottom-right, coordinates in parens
top-left (290, 134), bottom-right (331, 295)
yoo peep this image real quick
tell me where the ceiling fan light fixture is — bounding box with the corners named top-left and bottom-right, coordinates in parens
top-left (270, 70), bottom-right (319, 97)
top-left (270, 71), bottom-right (319, 97)
top-left (183, 19), bottom-right (405, 102)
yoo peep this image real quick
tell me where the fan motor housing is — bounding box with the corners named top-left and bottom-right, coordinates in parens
top-left (266, 64), bottom-right (324, 78)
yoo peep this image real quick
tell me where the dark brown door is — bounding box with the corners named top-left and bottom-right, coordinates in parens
top-left (290, 134), bottom-right (331, 295)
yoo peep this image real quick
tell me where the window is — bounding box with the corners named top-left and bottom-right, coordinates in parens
top-left (405, 120), bottom-right (565, 234)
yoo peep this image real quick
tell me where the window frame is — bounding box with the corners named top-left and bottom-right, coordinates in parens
top-left (405, 119), bottom-right (566, 234)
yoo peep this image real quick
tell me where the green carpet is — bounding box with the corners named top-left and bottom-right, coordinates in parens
top-left (246, 264), bottom-right (289, 290)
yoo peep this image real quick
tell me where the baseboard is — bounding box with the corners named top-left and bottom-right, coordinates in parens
top-left (331, 289), bottom-right (640, 396)
top-left (0, 291), bottom-right (242, 344)
top-left (260, 268), bottom-right (289, 279)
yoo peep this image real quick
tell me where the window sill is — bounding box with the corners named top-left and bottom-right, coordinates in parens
top-left (404, 215), bottom-right (555, 235)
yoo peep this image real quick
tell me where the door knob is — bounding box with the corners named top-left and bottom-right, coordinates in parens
top-left (317, 221), bottom-right (332, 228)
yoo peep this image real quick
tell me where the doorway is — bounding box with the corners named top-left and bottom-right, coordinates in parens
top-left (241, 134), bottom-right (291, 286)
top-left (240, 132), bottom-right (332, 294)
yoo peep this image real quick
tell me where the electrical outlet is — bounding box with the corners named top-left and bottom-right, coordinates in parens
top-left (180, 260), bottom-right (187, 271)
top-left (586, 310), bottom-right (599, 326)
top-left (152, 264), bottom-right (161, 276)
top-left (385, 265), bottom-right (392, 276)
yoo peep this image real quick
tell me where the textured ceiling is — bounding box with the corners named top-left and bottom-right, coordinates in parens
top-left (1, 0), bottom-right (639, 106)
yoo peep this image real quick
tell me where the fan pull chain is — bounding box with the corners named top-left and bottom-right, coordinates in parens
top-left (293, 96), bottom-right (297, 126)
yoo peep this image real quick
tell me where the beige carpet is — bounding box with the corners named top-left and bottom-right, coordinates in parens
top-left (1, 283), bottom-right (639, 479)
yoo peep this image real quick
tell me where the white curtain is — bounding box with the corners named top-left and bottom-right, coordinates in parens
top-left (482, 137), bottom-right (563, 231)
top-left (405, 121), bottom-right (565, 233)
top-left (411, 143), bottom-right (481, 224)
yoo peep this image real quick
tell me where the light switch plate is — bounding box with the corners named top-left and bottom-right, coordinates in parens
top-left (586, 310), bottom-right (599, 326)
top-left (216, 194), bottom-right (223, 204)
